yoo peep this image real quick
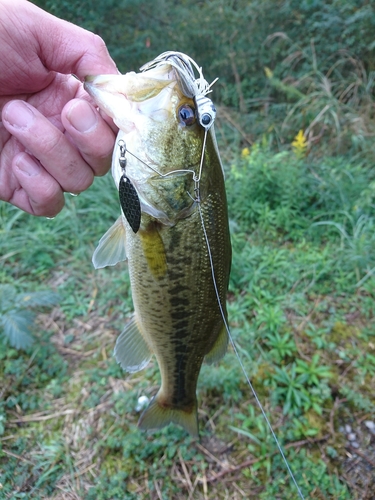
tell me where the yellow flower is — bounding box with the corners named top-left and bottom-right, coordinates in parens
top-left (264, 67), bottom-right (273, 79)
top-left (241, 147), bottom-right (250, 158)
top-left (291, 130), bottom-right (308, 158)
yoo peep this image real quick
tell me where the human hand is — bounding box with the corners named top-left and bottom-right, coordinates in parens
top-left (0, 0), bottom-right (119, 217)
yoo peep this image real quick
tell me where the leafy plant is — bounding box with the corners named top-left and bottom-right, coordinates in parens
top-left (265, 332), bottom-right (297, 362)
top-left (0, 285), bottom-right (59, 349)
top-left (267, 358), bottom-right (332, 416)
top-left (255, 303), bottom-right (286, 335)
top-left (295, 354), bottom-right (333, 386)
top-left (270, 364), bottom-right (311, 415)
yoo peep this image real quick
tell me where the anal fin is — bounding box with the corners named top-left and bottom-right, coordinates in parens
top-left (204, 324), bottom-right (228, 364)
top-left (114, 315), bottom-right (152, 373)
top-left (92, 216), bottom-right (127, 269)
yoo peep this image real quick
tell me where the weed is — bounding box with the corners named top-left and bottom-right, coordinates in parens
top-left (291, 130), bottom-right (308, 159)
top-left (264, 332), bottom-right (297, 362)
top-left (295, 354), bottom-right (332, 386)
top-left (313, 212), bottom-right (375, 284)
top-left (0, 285), bottom-right (59, 349)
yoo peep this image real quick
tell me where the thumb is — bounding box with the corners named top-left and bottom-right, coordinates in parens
top-left (22, 0), bottom-right (118, 80)
top-left (38, 18), bottom-right (119, 80)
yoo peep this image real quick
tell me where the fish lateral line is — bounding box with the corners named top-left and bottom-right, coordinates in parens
top-left (197, 203), bottom-right (305, 500)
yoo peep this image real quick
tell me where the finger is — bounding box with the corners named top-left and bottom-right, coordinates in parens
top-left (28, 2), bottom-right (119, 79)
top-left (75, 86), bottom-right (119, 133)
top-left (62, 98), bottom-right (115, 177)
top-left (2, 100), bottom-right (94, 194)
top-left (0, 2), bottom-right (118, 96)
top-left (11, 152), bottom-right (65, 216)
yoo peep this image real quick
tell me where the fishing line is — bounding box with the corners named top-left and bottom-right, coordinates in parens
top-left (117, 121), bottom-right (304, 496)
top-left (197, 203), bottom-right (305, 500)
top-left (114, 52), bottom-right (303, 494)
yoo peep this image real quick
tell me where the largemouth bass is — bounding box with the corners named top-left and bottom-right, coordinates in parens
top-left (84, 52), bottom-right (231, 436)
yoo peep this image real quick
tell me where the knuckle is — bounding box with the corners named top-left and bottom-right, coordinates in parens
top-left (39, 132), bottom-right (66, 157)
top-left (74, 170), bottom-right (93, 192)
top-left (92, 33), bottom-right (107, 52)
top-left (36, 183), bottom-right (62, 210)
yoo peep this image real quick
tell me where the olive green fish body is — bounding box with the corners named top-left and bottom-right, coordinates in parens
top-left (85, 52), bottom-right (231, 436)
top-left (128, 159), bottom-right (230, 432)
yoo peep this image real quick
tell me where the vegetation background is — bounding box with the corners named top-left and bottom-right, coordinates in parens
top-left (1, 0), bottom-right (375, 498)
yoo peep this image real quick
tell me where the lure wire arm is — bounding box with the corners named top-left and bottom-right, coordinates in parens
top-left (116, 137), bottom-right (206, 204)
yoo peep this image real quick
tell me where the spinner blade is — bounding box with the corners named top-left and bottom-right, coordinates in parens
top-left (119, 175), bottom-right (141, 233)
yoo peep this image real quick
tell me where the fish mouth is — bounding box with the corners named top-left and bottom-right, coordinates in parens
top-left (84, 75), bottom-right (95, 84)
top-left (84, 73), bottom-right (129, 83)
top-left (84, 74), bottom-right (117, 92)
top-left (83, 76), bottom-right (95, 96)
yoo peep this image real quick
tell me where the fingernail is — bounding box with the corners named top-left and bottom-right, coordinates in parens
top-left (3, 101), bottom-right (35, 129)
top-left (67, 100), bottom-right (98, 133)
top-left (15, 153), bottom-right (41, 177)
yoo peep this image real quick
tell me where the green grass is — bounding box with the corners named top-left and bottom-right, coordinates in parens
top-left (1, 148), bottom-right (375, 499)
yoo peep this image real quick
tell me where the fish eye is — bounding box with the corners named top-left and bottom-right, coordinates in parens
top-left (178, 104), bottom-right (196, 126)
top-left (201, 113), bottom-right (212, 126)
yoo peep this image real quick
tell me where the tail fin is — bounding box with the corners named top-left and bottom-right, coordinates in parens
top-left (138, 394), bottom-right (199, 437)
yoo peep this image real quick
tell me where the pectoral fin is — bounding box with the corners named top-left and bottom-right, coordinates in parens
top-left (114, 315), bottom-right (152, 373)
top-left (92, 216), bottom-right (127, 269)
top-left (204, 324), bottom-right (228, 364)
